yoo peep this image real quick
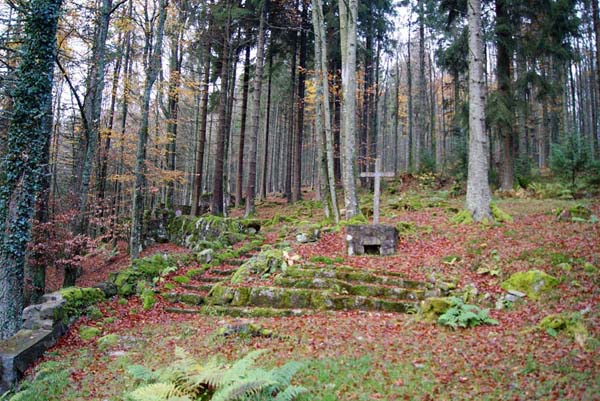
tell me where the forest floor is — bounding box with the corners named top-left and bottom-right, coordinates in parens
top-left (16, 179), bottom-right (600, 401)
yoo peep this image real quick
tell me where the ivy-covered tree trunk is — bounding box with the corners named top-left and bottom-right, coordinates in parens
top-left (0, 0), bottom-right (62, 339)
top-left (130, 0), bottom-right (167, 258)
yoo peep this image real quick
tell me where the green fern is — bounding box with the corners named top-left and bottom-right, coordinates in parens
top-left (125, 350), bottom-right (307, 401)
top-left (437, 297), bottom-right (499, 329)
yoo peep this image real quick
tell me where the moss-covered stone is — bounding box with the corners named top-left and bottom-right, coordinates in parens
top-left (79, 326), bottom-right (101, 341)
top-left (539, 312), bottom-right (589, 347)
top-left (230, 249), bottom-right (288, 284)
top-left (421, 297), bottom-right (454, 321)
top-left (86, 306), bottom-right (104, 321)
top-left (60, 287), bottom-right (105, 319)
top-left (206, 283), bottom-right (235, 305)
top-left (501, 270), bottom-right (558, 300)
top-left (97, 334), bottom-right (119, 350)
top-left (111, 269), bottom-right (143, 296)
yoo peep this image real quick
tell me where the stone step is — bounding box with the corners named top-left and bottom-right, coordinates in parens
top-left (209, 268), bottom-right (236, 276)
top-left (207, 285), bottom-right (419, 313)
top-left (162, 292), bottom-right (205, 306)
top-left (273, 276), bottom-right (428, 300)
top-left (227, 259), bottom-right (246, 266)
top-left (197, 276), bottom-right (227, 283)
top-left (284, 266), bottom-right (428, 289)
top-left (165, 305), bottom-right (308, 318)
top-left (181, 284), bottom-right (213, 292)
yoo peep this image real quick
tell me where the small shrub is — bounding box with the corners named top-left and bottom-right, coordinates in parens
top-left (437, 297), bottom-right (498, 329)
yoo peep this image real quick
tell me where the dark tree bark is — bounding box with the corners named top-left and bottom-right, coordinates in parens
top-left (292, 1), bottom-right (307, 202)
top-left (191, 44), bottom-right (211, 216)
top-left (496, 0), bottom-right (514, 190)
top-left (235, 43), bottom-right (251, 208)
top-left (211, 0), bottom-right (232, 216)
top-left (260, 50), bottom-right (273, 200)
top-left (245, 1), bottom-right (267, 216)
top-left (0, 0), bottom-right (62, 339)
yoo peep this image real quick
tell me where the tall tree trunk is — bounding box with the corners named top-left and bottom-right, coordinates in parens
top-left (339, 0), bottom-right (360, 218)
top-left (211, 0), bottom-right (232, 216)
top-left (592, 0), bottom-right (600, 156)
top-left (130, 0), bottom-right (167, 258)
top-left (245, 1), bottom-right (267, 216)
top-left (466, 0), bottom-right (492, 221)
top-left (0, 0), bottom-right (62, 339)
top-left (164, 26), bottom-right (184, 208)
top-left (77, 0), bottom-right (116, 234)
top-left (260, 50), bottom-right (273, 200)
top-left (285, 27), bottom-right (298, 202)
top-left (111, 5), bottom-right (133, 243)
top-left (292, 1), bottom-right (308, 201)
top-left (235, 43), bottom-right (251, 207)
top-left (191, 44), bottom-right (211, 216)
top-left (407, 17), bottom-right (414, 170)
top-left (97, 29), bottom-right (124, 204)
top-left (496, 0), bottom-right (514, 190)
top-left (312, 0), bottom-right (339, 222)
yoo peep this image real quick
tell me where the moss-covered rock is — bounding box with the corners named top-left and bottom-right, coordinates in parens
top-left (206, 283), bottom-right (235, 305)
top-left (168, 215), bottom-right (251, 250)
top-left (60, 287), bottom-right (105, 319)
top-left (421, 297), bottom-right (454, 321)
top-left (79, 326), bottom-right (101, 341)
top-left (230, 249), bottom-right (288, 284)
top-left (501, 270), bottom-right (558, 300)
top-left (215, 323), bottom-right (272, 338)
top-left (97, 334), bottom-right (119, 350)
top-left (539, 312), bottom-right (589, 347)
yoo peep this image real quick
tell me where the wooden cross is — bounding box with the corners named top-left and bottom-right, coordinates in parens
top-left (360, 158), bottom-right (394, 224)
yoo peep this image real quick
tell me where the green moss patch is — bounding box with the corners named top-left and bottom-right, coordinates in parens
top-left (60, 287), bottom-right (105, 319)
top-left (539, 312), bottom-right (589, 347)
top-left (421, 297), bottom-right (454, 321)
top-left (501, 270), bottom-right (558, 300)
top-left (79, 326), bottom-right (101, 341)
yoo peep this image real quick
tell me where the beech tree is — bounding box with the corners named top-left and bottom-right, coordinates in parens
top-left (130, 0), bottom-right (168, 258)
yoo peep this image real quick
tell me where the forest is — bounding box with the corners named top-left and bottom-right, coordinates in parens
top-left (0, 0), bottom-right (599, 399)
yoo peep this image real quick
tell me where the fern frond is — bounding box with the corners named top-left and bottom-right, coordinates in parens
top-left (126, 382), bottom-right (193, 401)
top-left (127, 365), bottom-right (159, 383)
top-left (273, 385), bottom-right (308, 401)
top-left (211, 378), bottom-right (275, 401)
top-left (270, 361), bottom-right (304, 388)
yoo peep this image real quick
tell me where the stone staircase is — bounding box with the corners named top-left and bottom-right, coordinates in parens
top-left (162, 249), bottom-right (435, 318)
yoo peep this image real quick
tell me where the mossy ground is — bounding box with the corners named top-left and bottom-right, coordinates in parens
top-left (10, 191), bottom-right (600, 401)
